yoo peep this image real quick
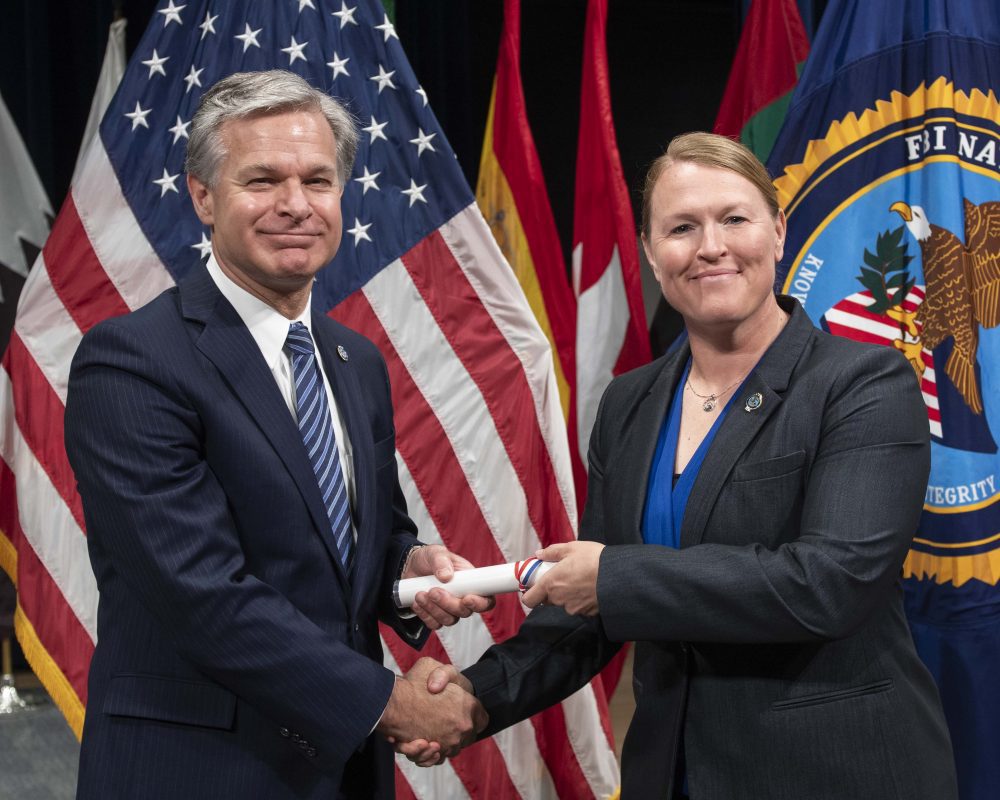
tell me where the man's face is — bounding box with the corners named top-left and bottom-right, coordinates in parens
top-left (187, 108), bottom-right (344, 301)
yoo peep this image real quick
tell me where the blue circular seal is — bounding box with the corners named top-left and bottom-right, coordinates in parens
top-left (778, 79), bottom-right (1000, 588)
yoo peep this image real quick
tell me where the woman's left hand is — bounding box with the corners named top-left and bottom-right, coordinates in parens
top-left (521, 541), bottom-right (605, 616)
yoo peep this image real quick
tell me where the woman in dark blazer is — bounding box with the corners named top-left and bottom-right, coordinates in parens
top-left (405, 133), bottom-right (958, 799)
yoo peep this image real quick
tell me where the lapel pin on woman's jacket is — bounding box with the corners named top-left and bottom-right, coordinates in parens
top-left (337, 345), bottom-right (349, 362)
top-left (744, 392), bottom-right (763, 412)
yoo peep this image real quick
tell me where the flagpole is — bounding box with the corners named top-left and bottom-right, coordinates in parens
top-left (0, 637), bottom-right (30, 714)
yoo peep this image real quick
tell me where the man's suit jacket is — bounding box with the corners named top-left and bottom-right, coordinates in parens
top-left (65, 264), bottom-right (424, 799)
top-left (464, 297), bottom-right (958, 799)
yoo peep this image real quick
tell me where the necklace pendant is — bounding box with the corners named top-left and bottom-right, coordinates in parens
top-left (702, 396), bottom-right (717, 412)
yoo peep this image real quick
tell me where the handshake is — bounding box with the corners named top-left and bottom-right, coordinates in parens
top-left (377, 539), bottom-right (608, 765)
top-left (375, 657), bottom-right (482, 767)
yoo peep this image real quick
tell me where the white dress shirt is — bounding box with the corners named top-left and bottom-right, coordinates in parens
top-left (206, 255), bottom-right (357, 545)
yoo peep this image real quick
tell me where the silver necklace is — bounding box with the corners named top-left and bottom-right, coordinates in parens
top-left (686, 375), bottom-right (743, 412)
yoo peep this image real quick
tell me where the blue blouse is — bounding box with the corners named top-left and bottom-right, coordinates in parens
top-left (640, 359), bottom-right (744, 799)
top-left (642, 360), bottom-right (740, 548)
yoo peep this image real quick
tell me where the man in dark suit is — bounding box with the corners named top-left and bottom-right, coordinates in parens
top-left (64, 70), bottom-right (489, 800)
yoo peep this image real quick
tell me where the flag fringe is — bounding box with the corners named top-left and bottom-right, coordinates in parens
top-left (904, 548), bottom-right (1000, 588)
top-left (15, 605), bottom-right (86, 739)
top-left (0, 532), bottom-right (86, 739)
top-left (0, 528), bottom-right (16, 583)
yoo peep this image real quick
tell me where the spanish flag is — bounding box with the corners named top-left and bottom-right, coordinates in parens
top-left (476, 0), bottom-right (583, 494)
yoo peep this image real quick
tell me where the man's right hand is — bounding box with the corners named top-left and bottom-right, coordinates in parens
top-left (391, 661), bottom-right (475, 767)
top-left (376, 658), bottom-right (485, 760)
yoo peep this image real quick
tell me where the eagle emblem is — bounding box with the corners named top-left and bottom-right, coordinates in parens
top-left (889, 199), bottom-right (1000, 414)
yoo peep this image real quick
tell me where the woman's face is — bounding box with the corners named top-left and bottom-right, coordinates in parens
top-left (642, 161), bottom-right (785, 334)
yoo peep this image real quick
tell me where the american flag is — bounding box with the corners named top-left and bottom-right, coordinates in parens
top-left (820, 287), bottom-right (941, 439)
top-left (0, 1), bottom-right (620, 797)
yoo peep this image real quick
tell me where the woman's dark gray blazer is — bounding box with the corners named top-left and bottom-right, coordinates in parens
top-left (464, 296), bottom-right (958, 800)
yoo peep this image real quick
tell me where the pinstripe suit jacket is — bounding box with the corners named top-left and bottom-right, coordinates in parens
top-left (65, 264), bottom-right (424, 799)
top-left (464, 297), bottom-right (958, 799)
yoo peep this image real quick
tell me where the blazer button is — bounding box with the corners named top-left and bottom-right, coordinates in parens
top-left (354, 623), bottom-right (360, 632)
top-left (279, 728), bottom-right (290, 738)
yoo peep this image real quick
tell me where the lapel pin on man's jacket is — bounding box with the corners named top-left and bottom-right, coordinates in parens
top-left (337, 345), bottom-right (349, 362)
top-left (744, 392), bottom-right (763, 413)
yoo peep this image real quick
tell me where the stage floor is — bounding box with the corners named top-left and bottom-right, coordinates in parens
top-left (1, 676), bottom-right (78, 800)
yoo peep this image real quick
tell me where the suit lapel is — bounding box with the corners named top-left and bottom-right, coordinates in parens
top-left (311, 312), bottom-right (376, 611)
top-left (179, 267), bottom-right (351, 593)
top-left (679, 373), bottom-right (782, 548)
top-left (680, 299), bottom-right (815, 547)
top-left (619, 341), bottom-right (690, 544)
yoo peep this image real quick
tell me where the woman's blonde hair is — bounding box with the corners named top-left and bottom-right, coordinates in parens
top-left (640, 132), bottom-right (779, 236)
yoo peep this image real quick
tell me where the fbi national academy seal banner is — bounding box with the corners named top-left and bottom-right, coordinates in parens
top-left (769, 2), bottom-right (1000, 796)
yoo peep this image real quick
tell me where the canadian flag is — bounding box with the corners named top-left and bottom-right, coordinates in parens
top-left (572, 0), bottom-right (651, 512)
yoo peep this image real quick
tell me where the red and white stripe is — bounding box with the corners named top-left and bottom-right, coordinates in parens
top-left (822, 287), bottom-right (941, 438)
top-left (335, 205), bottom-right (618, 798)
top-left (0, 131), bottom-right (619, 797)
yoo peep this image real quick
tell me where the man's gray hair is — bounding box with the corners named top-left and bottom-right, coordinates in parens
top-left (185, 70), bottom-right (358, 188)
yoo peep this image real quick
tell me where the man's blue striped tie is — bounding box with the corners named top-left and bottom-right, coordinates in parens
top-left (286, 322), bottom-right (354, 571)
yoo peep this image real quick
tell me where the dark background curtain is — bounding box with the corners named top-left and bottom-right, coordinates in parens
top-left (2, 0), bottom-right (826, 278)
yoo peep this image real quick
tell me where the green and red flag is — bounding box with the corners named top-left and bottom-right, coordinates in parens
top-left (713, 0), bottom-right (810, 162)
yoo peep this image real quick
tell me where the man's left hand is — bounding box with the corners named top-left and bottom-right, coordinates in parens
top-left (404, 545), bottom-right (495, 629)
top-left (520, 541), bottom-right (605, 616)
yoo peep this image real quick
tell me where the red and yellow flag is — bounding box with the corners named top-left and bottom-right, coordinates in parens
top-left (476, 0), bottom-right (581, 486)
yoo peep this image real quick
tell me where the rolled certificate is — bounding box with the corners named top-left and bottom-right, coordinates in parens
top-left (393, 557), bottom-right (555, 608)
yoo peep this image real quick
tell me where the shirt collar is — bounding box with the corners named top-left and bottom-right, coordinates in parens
top-left (205, 254), bottom-right (313, 370)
